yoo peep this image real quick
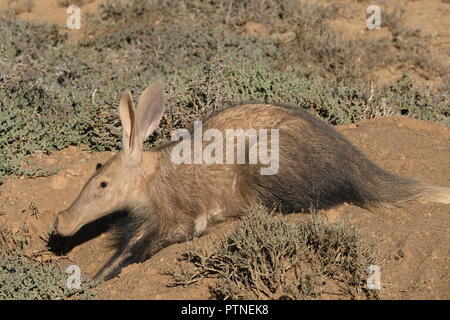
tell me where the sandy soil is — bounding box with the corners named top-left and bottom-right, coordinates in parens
top-left (0, 0), bottom-right (102, 41)
top-left (0, 0), bottom-right (102, 23)
top-left (0, 0), bottom-right (449, 300)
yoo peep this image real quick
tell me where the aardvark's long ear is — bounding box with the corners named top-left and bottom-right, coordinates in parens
top-left (118, 90), bottom-right (137, 153)
top-left (136, 80), bottom-right (165, 143)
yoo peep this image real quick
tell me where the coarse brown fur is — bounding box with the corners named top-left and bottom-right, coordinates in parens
top-left (54, 82), bottom-right (450, 280)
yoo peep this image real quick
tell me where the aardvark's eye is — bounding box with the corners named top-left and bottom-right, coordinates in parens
top-left (100, 181), bottom-right (108, 188)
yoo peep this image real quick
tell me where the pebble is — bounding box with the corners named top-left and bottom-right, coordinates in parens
top-left (50, 175), bottom-right (68, 190)
top-left (270, 31), bottom-right (297, 43)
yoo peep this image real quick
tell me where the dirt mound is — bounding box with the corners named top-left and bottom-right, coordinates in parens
top-left (0, 0), bottom-right (102, 26)
top-left (0, 116), bottom-right (448, 299)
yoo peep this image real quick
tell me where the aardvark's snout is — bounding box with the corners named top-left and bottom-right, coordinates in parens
top-left (55, 210), bottom-right (82, 237)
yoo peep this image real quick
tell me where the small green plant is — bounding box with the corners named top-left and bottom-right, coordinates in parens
top-left (168, 205), bottom-right (379, 299)
top-left (0, 226), bottom-right (98, 300)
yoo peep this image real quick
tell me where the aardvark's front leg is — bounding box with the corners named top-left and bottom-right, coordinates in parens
top-left (95, 224), bottom-right (195, 281)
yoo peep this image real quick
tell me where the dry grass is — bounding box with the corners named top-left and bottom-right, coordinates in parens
top-left (0, 223), bottom-right (98, 300)
top-left (168, 205), bottom-right (380, 300)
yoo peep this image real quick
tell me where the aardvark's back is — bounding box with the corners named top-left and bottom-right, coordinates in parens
top-left (190, 103), bottom-right (450, 212)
